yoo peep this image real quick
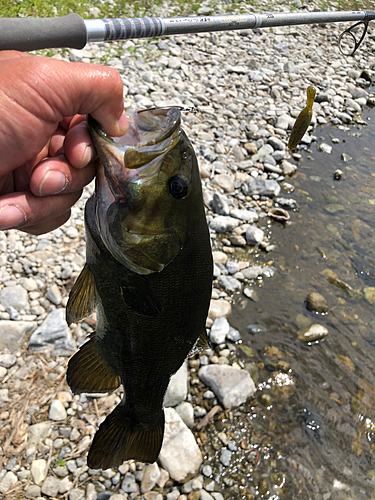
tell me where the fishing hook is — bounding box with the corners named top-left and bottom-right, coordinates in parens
top-left (339, 20), bottom-right (369, 56)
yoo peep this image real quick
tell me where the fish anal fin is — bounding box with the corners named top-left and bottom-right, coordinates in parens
top-left (67, 334), bottom-right (120, 394)
top-left (66, 263), bottom-right (96, 326)
top-left (87, 406), bottom-right (164, 469)
top-left (188, 330), bottom-right (211, 358)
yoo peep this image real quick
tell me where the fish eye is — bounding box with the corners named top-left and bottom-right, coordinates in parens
top-left (168, 176), bottom-right (188, 199)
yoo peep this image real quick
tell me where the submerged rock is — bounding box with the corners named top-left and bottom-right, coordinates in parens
top-left (297, 324), bottom-right (329, 343)
top-left (305, 292), bottom-right (328, 314)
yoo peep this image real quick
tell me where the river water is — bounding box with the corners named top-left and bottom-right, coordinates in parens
top-left (230, 105), bottom-right (375, 498)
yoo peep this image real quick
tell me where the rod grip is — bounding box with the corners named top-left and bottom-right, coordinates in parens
top-left (0, 14), bottom-right (87, 51)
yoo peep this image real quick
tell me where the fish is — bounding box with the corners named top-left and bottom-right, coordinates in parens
top-left (288, 86), bottom-right (316, 150)
top-left (65, 107), bottom-right (213, 469)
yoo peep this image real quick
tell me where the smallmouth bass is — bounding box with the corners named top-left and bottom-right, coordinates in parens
top-left (288, 86), bottom-right (316, 150)
top-left (66, 107), bottom-right (213, 469)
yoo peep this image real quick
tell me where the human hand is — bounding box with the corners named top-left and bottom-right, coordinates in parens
top-left (0, 51), bottom-right (128, 235)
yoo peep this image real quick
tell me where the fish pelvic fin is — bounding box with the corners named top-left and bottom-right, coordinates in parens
top-left (87, 406), bottom-right (165, 469)
top-left (66, 263), bottom-right (97, 326)
top-left (67, 333), bottom-right (121, 394)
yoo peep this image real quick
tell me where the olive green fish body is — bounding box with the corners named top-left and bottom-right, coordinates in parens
top-left (288, 86), bottom-right (316, 150)
top-left (66, 109), bottom-right (213, 469)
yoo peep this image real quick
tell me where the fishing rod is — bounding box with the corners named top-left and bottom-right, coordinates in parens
top-left (0, 10), bottom-right (374, 56)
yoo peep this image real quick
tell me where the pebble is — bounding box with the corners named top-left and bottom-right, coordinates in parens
top-left (198, 365), bottom-right (256, 409)
top-left (141, 463), bottom-right (161, 493)
top-left (0, 320), bottom-right (37, 352)
top-left (0, 285), bottom-right (29, 311)
top-left (0, 471), bottom-right (18, 493)
top-left (305, 292), bottom-right (328, 314)
top-left (31, 459), bottom-right (47, 485)
top-left (175, 401), bottom-right (195, 428)
top-left (29, 309), bottom-right (76, 356)
top-left (245, 226), bottom-right (265, 246)
top-left (219, 448), bottom-right (232, 466)
top-left (46, 284), bottom-right (62, 305)
top-left (41, 476), bottom-right (60, 497)
top-left (298, 324), bottom-right (329, 343)
top-left (209, 216), bottom-right (239, 233)
top-left (209, 317), bottom-right (230, 344)
top-left (0, 353), bottom-right (16, 368)
top-left (49, 399), bottom-right (67, 421)
top-left (164, 361), bottom-right (188, 407)
top-left (25, 484), bottom-right (41, 498)
top-left (159, 408), bottom-right (202, 482)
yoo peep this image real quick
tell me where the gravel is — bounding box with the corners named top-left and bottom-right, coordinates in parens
top-left (1, 0), bottom-right (374, 497)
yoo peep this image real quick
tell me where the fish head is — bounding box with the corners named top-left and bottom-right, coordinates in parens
top-left (89, 107), bottom-right (201, 275)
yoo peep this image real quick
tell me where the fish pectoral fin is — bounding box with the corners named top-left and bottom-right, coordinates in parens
top-left (120, 275), bottom-right (163, 316)
top-left (67, 333), bottom-right (121, 394)
top-left (87, 406), bottom-right (164, 469)
top-left (66, 263), bottom-right (97, 326)
top-left (188, 330), bottom-right (211, 358)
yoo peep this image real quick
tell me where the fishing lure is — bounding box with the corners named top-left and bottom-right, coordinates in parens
top-left (288, 86), bottom-right (316, 150)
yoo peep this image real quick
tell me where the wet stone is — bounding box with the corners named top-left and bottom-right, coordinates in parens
top-left (305, 292), bottom-right (328, 314)
top-left (217, 275), bottom-right (241, 294)
top-left (245, 226), bottom-right (264, 246)
top-left (220, 448), bottom-right (232, 466)
top-left (298, 324), bottom-right (329, 343)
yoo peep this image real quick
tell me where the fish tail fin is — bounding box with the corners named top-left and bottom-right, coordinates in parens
top-left (67, 333), bottom-right (121, 394)
top-left (87, 406), bottom-right (165, 469)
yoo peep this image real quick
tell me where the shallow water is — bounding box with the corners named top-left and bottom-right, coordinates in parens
top-left (230, 106), bottom-right (375, 498)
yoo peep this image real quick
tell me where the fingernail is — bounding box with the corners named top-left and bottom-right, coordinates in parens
top-left (0, 206), bottom-right (26, 230)
top-left (39, 171), bottom-right (68, 196)
top-left (117, 110), bottom-right (129, 134)
top-left (79, 144), bottom-right (95, 169)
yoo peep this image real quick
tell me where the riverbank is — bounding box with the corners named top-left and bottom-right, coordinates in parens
top-left (0, 2), bottom-right (375, 499)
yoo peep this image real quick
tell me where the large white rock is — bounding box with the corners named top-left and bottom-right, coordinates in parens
top-left (198, 365), bottom-right (256, 409)
top-left (164, 362), bottom-right (188, 407)
top-left (159, 408), bottom-right (202, 483)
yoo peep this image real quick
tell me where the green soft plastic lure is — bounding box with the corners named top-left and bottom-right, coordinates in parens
top-left (288, 86), bottom-right (316, 150)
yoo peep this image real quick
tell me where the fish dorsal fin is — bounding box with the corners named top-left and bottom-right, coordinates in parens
top-left (67, 333), bottom-right (121, 394)
top-left (188, 330), bottom-right (211, 358)
top-left (66, 263), bottom-right (97, 326)
top-left (120, 274), bottom-right (163, 316)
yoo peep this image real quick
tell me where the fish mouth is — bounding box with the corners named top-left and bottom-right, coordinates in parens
top-left (88, 107), bottom-right (185, 274)
top-left (88, 107), bottom-right (181, 196)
